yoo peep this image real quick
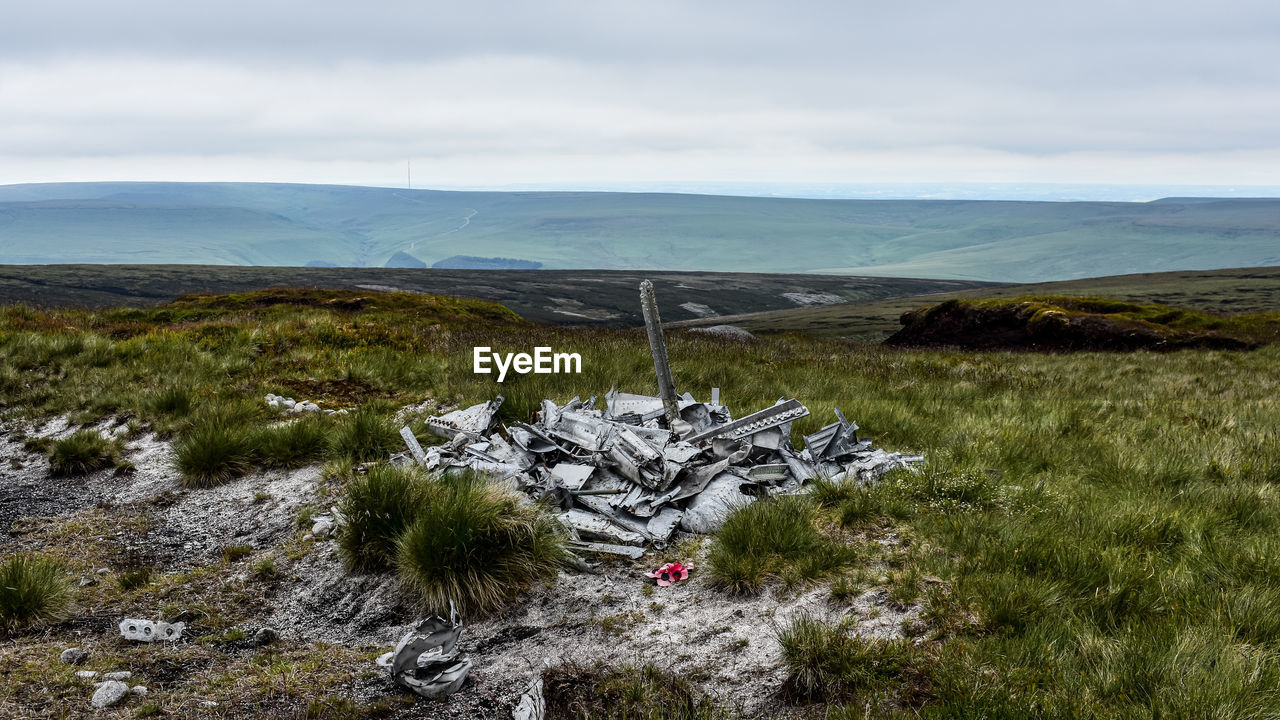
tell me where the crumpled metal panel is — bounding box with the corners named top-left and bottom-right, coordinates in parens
top-left (562, 509), bottom-right (646, 545)
top-left (549, 463), bottom-right (595, 491)
top-left (685, 399), bottom-right (809, 444)
top-left (426, 396), bottom-right (505, 439)
top-left (378, 602), bottom-right (472, 699)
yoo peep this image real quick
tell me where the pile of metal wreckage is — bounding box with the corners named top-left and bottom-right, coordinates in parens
top-left (398, 281), bottom-right (923, 560)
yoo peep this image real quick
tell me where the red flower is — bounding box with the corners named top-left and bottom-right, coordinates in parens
top-left (646, 562), bottom-right (693, 587)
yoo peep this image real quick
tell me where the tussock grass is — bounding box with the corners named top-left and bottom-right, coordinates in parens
top-left (173, 424), bottom-right (256, 487)
top-left (47, 429), bottom-right (121, 476)
top-left (395, 471), bottom-right (566, 615)
top-left (252, 416), bottom-right (330, 468)
top-left (543, 663), bottom-right (730, 720)
top-left (328, 405), bottom-right (401, 463)
top-left (706, 495), bottom-right (855, 593)
top-left (337, 464), bottom-right (429, 572)
top-left (145, 384), bottom-right (194, 418)
top-left (0, 554), bottom-right (75, 633)
top-left (777, 615), bottom-right (927, 704)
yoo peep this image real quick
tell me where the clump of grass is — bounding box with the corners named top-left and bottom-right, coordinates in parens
top-left (21, 436), bottom-right (51, 454)
top-left (222, 545), bottom-right (253, 563)
top-left (706, 495), bottom-right (854, 593)
top-left (146, 385), bottom-right (195, 418)
top-left (328, 406), bottom-right (401, 463)
top-left (251, 557), bottom-right (277, 580)
top-left (543, 663), bottom-right (730, 720)
top-left (173, 424), bottom-right (255, 487)
top-left (117, 566), bottom-right (153, 591)
top-left (777, 615), bottom-right (926, 704)
top-left (252, 416), bottom-right (330, 468)
top-left (395, 471), bottom-right (566, 615)
top-left (47, 430), bottom-right (121, 476)
top-left (0, 553), bottom-right (75, 632)
top-left (337, 464), bottom-right (429, 572)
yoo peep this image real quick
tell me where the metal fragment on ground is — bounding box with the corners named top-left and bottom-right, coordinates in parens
top-left (400, 426), bottom-right (429, 465)
top-left (562, 509), bottom-right (646, 545)
top-left (566, 541), bottom-right (646, 559)
top-left (119, 619), bottom-right (185, 643)
top-left (379, 603), bottom-right (472, 699)
top-left (512, 676), bottom-right (546, 720)
top-left (680, 473), bottom-right (757, 533)
top-left (684, 398), bottom-right (809, 444)
top-left (548, 463), bottom-right (595, 490)
top-left (426, 396), bottom-right (504, 439)
top-left (646, 507), bottom-right (684, 542)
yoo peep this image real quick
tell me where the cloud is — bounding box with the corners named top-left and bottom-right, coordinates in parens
top-left (1, 1), bottom-right (1277, 188)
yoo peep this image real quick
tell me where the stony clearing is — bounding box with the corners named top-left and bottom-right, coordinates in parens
top-left (1, 415), bottom-right (925, 719)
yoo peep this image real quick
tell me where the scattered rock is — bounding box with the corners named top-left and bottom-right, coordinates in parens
top-left (689, 324), bottom-right (756, 341)
top-left (78, 576), bottom-right (98, 587)
top-left (102, 671), bottom-right (132, 681)
top-left (310, 516), bottom-right (335, 538)
top-left (90, 680), bottom-right (130, 709)
top-left (76, 671), bottom-right (100, 681)
top-left (131, 686), bottom-right (148, 696)
top-left (253, 627), bottom-right (279, 646)
top-left (59, 647), bottom-right (88, 665)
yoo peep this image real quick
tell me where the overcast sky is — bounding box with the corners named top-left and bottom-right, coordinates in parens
top-left (1, 1), bottom-right (1277, 193)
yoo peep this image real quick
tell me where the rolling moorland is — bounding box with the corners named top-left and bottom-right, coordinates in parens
top-left (2, 182), bottom-right (1279, 282)
top-left (1, 286), bottom-right (1278, 719)
top-left (674, 266), bottom-right (1280, 340)
top-left (0, 264), bottom-right (995, 327)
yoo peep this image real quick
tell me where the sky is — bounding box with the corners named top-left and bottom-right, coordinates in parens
top-left (1, 1), bottom-right (1278, 196)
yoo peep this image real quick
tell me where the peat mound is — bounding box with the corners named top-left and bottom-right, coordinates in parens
top-left (885, 296), bottom-right (1260, 352)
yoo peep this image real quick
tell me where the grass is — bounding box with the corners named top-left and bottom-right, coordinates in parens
top-left (0, 554), bottom-right (75, 633)
top-left (706, 495), bottom-right (856, 593)
top-left (542, 664), bottom-right (730, 720)
top-left (336, 464), bottom-right (428, 572)
top-left (327, 405), bottom-right (401, 463)
top-left (395, 471), bottom-right (567, 615)
top-left (5, 288), bottom-right (1280, 716)
top-left (47, 429), bottom-right (121, 476)
top-left (173, 423), bottom-right (256, 487)
top-left (776, 616), bottom-right (927, 706)
top-left (252, 416), bottom-right (330, 468)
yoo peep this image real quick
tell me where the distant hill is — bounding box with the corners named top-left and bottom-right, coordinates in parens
top-left (432, 255), bottom-right (542, 270)
top-left (0, 182), bottom-right (1277, 282)
top-left (384, 251), bottom-right (427, 268)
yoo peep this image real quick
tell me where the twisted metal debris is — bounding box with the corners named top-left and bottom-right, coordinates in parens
top-left (403, 281), bottom-right (923, 557)
top-left (377, 601), bottom-right (473, 698)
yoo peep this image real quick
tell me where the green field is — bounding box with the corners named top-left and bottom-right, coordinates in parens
top-left (674, 266), bottom-right (1280, 340)
top-left (2, 289), bottom-right (1279, 718)
top-left (2, 182), bottom-right (1278, 282)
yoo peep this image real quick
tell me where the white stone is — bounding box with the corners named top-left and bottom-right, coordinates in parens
top-left (102, 671), bottom-right (131, 681)
top-left (90, 680), bottom-right (130, 709)
top-left (76, 671), bottom-right (99, 681)
top-left (311, 517), bottom-right (335, 538)
top-left (59, 647), bottom-right (88, 664)
top-left (131, 686), bottom-right (148, 696)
